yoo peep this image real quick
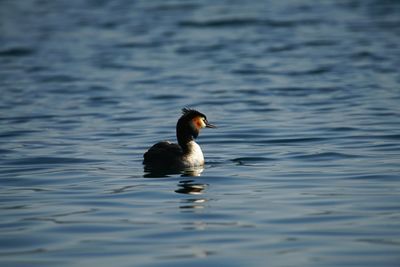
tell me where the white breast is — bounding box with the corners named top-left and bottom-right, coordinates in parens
top-left (184, 141), bottom-right (205, 167)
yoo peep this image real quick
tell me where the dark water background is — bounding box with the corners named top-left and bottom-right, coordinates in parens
top-left (1, 0), bottom-right (400, 266)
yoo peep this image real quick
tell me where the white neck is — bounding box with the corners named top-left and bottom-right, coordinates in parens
top-left (184, 141), bottom-right (205, 166)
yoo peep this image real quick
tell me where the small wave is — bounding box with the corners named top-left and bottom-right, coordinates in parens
top-left (0, 130), bottom-right (38, 138)
top-left (232, 157), bottom-right (275, 162)
top-left (351, 50), bottom-right (384, 61)
top-left (285, 66), bottom-right (333, 76)
top-left (232, 157), bottom-right (276, 166)
top-left (0, 148), bottom-right (13, 154)
top-left (38, 74), bottom-right (80, 83)
top-left (0, 47), bottom-right (35, 57)
top-left (180, 18), bottom-right (261, 27)
top-left (216, 132), bottom-right (267, 140)
top-left (86, 96), bottom-right (120, 106)
top-left (114, 41), bottom-right (163, 49)
top-left (99, 132), bottom-right (134, 137)
top-left (175, 44), bottom-right (225, 54)
top-left (345, 174), bottom-right (400, 181)
top-left (232, 66), bottom-right (332, 76)
top-left (147, 3), bottom-right (199, 11)
top-left (111, 116), bottom-right (146, 122)
top-left (266, 40), bottom-right (337, 53)
top-left (269, 214), bottom-right (357, 225)
top-left (267, 86), bottom-right (339, 96)
top-left (231, 68), bottom-right (268, 75)
top-left (266, 44), bottom-right (298, 53)
top-left (0, 114), bottom-right (57, 123)
top-left (329, 126), bottom-right (358, 132)
top-left (179, 18), bottom-right (322, 28)
top-left (290, 152), bottom-right (360, 161)
top-left (0, 248), bottom-right (47, 256)
top-left (357, 238), bottom-right (400, 246)
top-left (150, 94), bottom-right (185, 100)
top-left (248, 107), bottom-right (280, 113)
top-left (88, 85), bottom-right (110, 92)
top-left (378, 134), bottom-right (400, 140)
top-left (260, 137), bottom-right (327, 144)
top-left (302, 40), bottom-right (338, 47)
top-left (350, 134), bottom-right (400, 141)
top-left (7, 157), bottom-right (101, 165)
top-left (94, 62), bottom-right (147, 70)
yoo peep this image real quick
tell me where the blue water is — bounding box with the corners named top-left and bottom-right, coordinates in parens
top-left (1, 0), bottom-right (400, 266)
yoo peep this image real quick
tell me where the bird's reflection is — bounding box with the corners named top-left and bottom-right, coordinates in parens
top-left (175, 180), bottom-right (207, 195)
top-left (143, 166), bottom-right (208, 210)
top-left (177, 180), bottom-right (208, 210)
top-left (143, 166), bottom-right (204, 178)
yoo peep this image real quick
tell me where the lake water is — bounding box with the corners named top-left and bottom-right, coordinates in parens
top-left (1, 0), bottom-right (400, 266)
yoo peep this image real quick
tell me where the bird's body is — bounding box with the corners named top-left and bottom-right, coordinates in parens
top-left (143, 108), bottom-right (215, 170)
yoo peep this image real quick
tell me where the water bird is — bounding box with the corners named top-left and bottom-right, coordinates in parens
top-left (143, 108), bottom-right (216, 170)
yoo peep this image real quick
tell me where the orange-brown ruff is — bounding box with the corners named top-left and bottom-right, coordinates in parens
top-left (143, 108), bottom-right (216, 170)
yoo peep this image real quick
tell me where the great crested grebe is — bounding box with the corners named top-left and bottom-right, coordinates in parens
top-left (143, 108), bottom-right (216, 169)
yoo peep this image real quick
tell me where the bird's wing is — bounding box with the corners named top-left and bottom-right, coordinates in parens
top-left (143, 141), bottom-right (183, 166)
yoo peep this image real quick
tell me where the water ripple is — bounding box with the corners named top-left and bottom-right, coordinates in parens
top-left (179, 18), bottom-right (323, 28)
top-left (0, 130), bottom-right (38, 138)
top-left (260, 137), bottom-right (328, 144)
top-left (232, 157), bottom-right (276, 166)
top-left (289, 152), bottom-right (361, 161)
top-left (6, 157), bottom-right (101, 165)
top-left (0, 47), bottom-right (35, 57)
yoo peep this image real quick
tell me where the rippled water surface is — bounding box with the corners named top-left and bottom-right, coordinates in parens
top-left (1, 0), bottom-right (400, 266)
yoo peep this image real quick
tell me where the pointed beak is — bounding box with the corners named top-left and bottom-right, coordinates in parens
top-left (205, 121), bottom-right (217, 128)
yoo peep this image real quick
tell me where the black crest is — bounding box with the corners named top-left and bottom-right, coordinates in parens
top-left (181, 108), bottom-right (206, 119)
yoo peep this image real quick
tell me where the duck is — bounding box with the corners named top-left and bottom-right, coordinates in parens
top-left (143, 108), bottom-right (216, 170)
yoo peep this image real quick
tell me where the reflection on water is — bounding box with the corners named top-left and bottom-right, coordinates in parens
top-left (176, 180), bottom-right (208, 196)
top-left (143, 166), bottom-right (204, 178)
top-left (179, 190), bottom-right (208, 210)
top-left (144, 166), bottom-right (208, 209)
top-left (145, 166), bottom-right (208, 207)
